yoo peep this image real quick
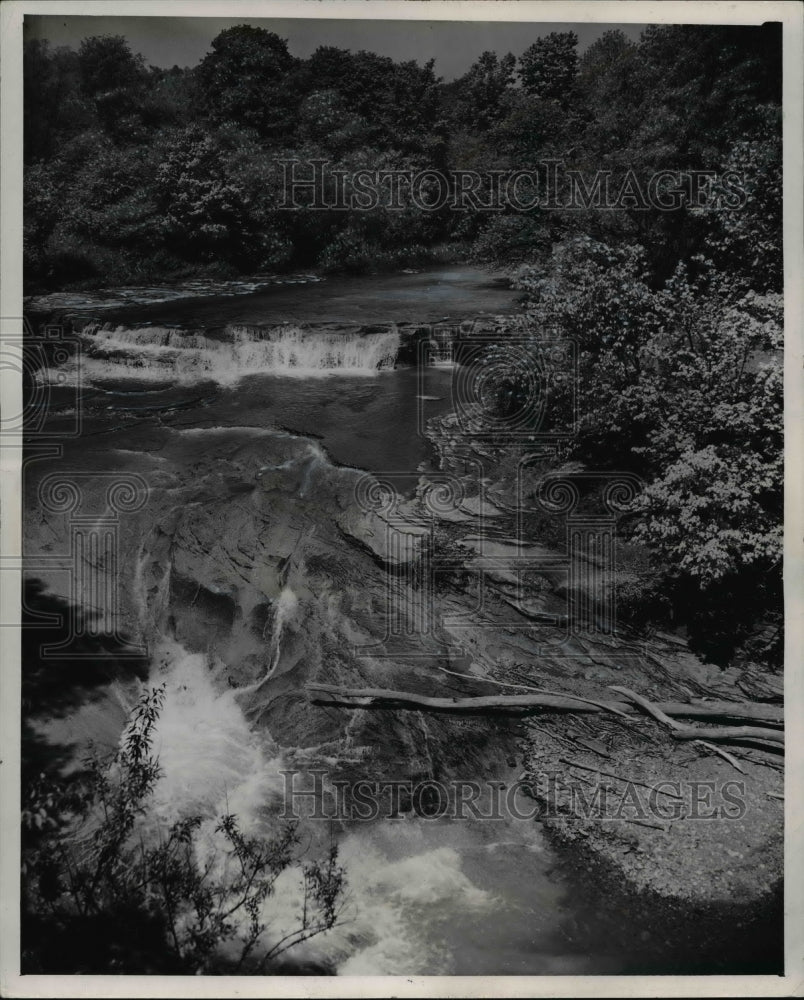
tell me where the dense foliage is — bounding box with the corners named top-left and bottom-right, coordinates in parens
top-left (24, 24), bottom-right (781, 289)
top-left (513, 240), bottom-right (782, 663)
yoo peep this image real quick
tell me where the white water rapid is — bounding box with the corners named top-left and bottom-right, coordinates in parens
top-left (61, 323), bottom-right (402, 384)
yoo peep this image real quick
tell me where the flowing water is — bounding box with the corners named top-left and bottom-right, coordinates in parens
top-left (27, 266), bottom-right (630, 975)
top-left (95, 636), bottom-right (618, 976)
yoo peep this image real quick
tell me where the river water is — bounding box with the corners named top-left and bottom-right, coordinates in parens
top-left (26, 265), bottom-right (630, 976)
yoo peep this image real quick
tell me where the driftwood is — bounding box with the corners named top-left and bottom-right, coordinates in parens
top-left (693, 740), bottom-right (745, 774)
top-left (308, 683), bottom-right (626, 714)
top-left (610, 686), bottom-right (784, 747)
top-left (306, 683), bottom-right (783, 727)
top-left (561, 758), bottom-right (685, 799)
top-left (437, 665), bottom-right (633, 719)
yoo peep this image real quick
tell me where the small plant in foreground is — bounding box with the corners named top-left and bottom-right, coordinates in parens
top-left (22, 685), bottom-right (346, 974)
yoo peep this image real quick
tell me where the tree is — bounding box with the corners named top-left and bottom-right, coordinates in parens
top-left (576, 30), bottom-right (642, 156)
top-left (76, 35), bottom-right (160, 141)
top-left (513, 239), bottom-right (782, 664)
top-left (303, 47), bottom-right (441, 150)
top-left (451, 51), bottom-right (516, 131)
top-left (24, 40), bottom-right (90, 163)
top-left (196, 26), bottom-right (297, 137)
top-left (78, 34), bottom-right (147, 97)
top-left (22, 687), bottom-right (346, 974)
top-left (702, 104), bottom-right (782, 292)
top-left (518, 31), bottom-right (578, 103)
top-left (154, 126), bottom-right (252, 263)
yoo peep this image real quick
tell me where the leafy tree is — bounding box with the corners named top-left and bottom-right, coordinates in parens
top-left (77, 36), bottom-right (143, 140)
top-left (296, 89), bottom-right (375, 157)
top-left (303, 47), bottom-right (441, 151)
top-left (490, 88), bottom-right (578, 164)
top-left (634, 23), bottom-right (782, 164)
top-left (450, 51), bottom-right (516, 131)
top-left (146, 65), bottom-right (200, 128)
top-left (571, 24), bottom-right (782, 281)
top-left (470, 214), bottom-right (551, 264)
top-left (154, 126), bottom-right (252, 263)
top-left (77, 34), bottom-right (147, 97)
top-left (576, 30), bottom-right (642, 159)
top-left (701, 104), bottom-right (782, 292)
top-left (22, 686), bottom-right (346, 974)
top-left (514, 240), bottom-right (782, 664)
top-left (196, 26), bottom-right (297, 137)
top-left (24, 40), bottom-right (89, 163)
top-left (518, 31), bottom-right (578, 103)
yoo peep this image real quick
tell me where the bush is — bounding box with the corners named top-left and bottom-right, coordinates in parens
top-left (22, 686), bottom-right (345, 974)
top-left (510, 239), bottom-right (782, 665)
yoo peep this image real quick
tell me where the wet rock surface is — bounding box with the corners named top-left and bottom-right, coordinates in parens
top-left (423, 411), bottom-right (784, 973)
top-left (23, 281), bottom-right (783, 973)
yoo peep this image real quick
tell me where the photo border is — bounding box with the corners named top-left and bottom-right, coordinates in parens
top-left (1, 2), bottom-right (801, 997)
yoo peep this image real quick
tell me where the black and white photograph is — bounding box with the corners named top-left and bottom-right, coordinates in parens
top-left (1, 1), bottom-right (801, 994)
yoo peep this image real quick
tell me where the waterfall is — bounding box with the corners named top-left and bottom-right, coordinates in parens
top-left (147, 638), bottom-right (284, 822)
top-left (267, 585), bottom-right (298, 679)
top-left (235, 585), bottom-right (299, 697)
top-left (228, 325), bottom-right (400, 374)
top-left (139, 644), bottom-right (498, 975)
top-left (266, 828), bottom-right (496, 975)
top-left (61, 322), bottom-right (401, 384)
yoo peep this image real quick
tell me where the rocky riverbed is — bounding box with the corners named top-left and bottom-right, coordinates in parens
top-left (22, 267), bottom-right (783, 974)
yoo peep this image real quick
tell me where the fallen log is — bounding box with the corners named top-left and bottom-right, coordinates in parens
top-left (436, 666), bottom-right (782, 726)
top-left (670, 727), bottom-right (784, 745)
top-left (694, 740), bottom-right (745, 774)
top-left (650, 702), bottom-right (782, 726)
top-left (307, 684), bottom-right (616, 714)
top-left (437, 665), bottom-right (633, 719)
top-left (306, 683), bottom-right (783, 727)
top-left (611, 686), bottom-right (784, 747)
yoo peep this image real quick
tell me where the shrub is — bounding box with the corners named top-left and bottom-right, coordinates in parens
top-left (22, 686), bottom-right (345, 974)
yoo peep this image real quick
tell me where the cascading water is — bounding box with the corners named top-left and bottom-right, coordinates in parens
top-left (147, 638), bottom-right (285, 822)
top-left (227, 325), bottom-right (401, 374)
top-left (267, 586), bottom-right (298, 678)
top-left (132, 638), bottom-right (530, 976)
top-left (55, 322), bottom-right (402, 384)
top-left (236, 585), bottom-right (300, 696)
top-left (28, 268), bottom-right (622, 977)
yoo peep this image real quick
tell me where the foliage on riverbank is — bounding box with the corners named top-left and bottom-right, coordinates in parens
top-left (24, 24), bottom-right (780, 292)
top-left (499, 240), bottom-right (782, 666)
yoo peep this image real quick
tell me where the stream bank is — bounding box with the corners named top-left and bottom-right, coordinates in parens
top-left (22, 265), bottom-right (783, 974)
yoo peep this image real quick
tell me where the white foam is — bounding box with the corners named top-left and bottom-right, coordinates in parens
top-left (146, 638), bottom-right (285, 823)
top-left (51, 322), bottom-right (402, 385)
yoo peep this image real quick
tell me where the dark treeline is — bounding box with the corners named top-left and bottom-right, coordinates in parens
top-left (24, 23), bottom-right (781, 291)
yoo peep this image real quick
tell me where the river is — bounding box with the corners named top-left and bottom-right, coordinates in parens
top-left (25, 265), bottom-right (634, 975)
